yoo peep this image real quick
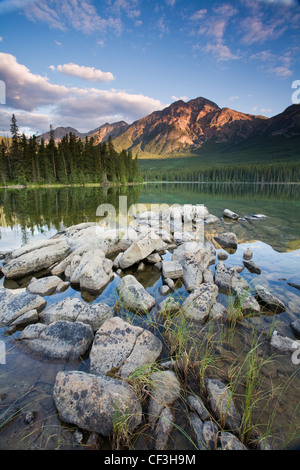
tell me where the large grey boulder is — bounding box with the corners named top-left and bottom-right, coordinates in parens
top-left (270, 330), bottom-right (300, 352)
top-left (89, 317), bottom-right (162, 379)
top-left (2, 239), bottom-right (70, 279)
top-left (117, 274), bottom-right (156, 314)
top-left (0, 288), bottom-right (46, 327)
top-left (119, 234), bottom-right (167, 269)
top-left (70, 249), bottom-right (114, 293)
top-left (205, 378), bottom-right (242, 431)
top-left (39, 297), bottom-right (113, 332)
top-left (53, 371), bottom-right (142, 436)
top-left (182, 283), bottom-right (218, 322)
top-left (26, 275), bottom-right (62, 296)
top-left (172, 241), bottom-right (215, 292)
top-left (17, 320), bottom-right (94, 362)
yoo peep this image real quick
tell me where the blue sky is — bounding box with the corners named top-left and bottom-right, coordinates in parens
top-left (0, 0), bottom-right (299, 135)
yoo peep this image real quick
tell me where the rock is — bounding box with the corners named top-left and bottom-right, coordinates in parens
top-left (39, 297), bottom-right (113, 331)
top-left (243, 248), bottom-right (253, 260)
top-left (255, 285), bottom-right (286, 313)
top-left (202, 420), bottom-right (219, 450)
top-left (182, 283), bottom-right (218, 322)
top-left (117, 274), bottom-right (156, 314)
top-left (218, 250), bottom-right (228, 261)
top-left (6, 309), bottom-right (39, 333)
top-left (157, 297), bottom-right (180, 317)
top-left (55, 281), bottom-right (69, 293)
top-left (146, 253), bottom-right (162, 264)
top-left (17, 320), bottom-right (94, 362)
top-left (270, 330), bottom-right (300, 352)
top-left (148, 371), bottom-right (181, 422)
top-left (219, 431), bottom-right (248, 450)
top-left (0, 288), bottom-right (46, 327)
top-left (164, 277), bottom-right (175, 291)
top-left (119, 234), bottom-right (167, 269)
top-left (215, 261), bottom-right (249, 295)
top-left (203, 269), bottom-right (214, 283)
top-left (205, 214), bottom-right (219, 225)
top-left (210, 303), bottom-right (228, 322)
top-left (26, 275), bottom-right (62, 296)
top-left (187, 394), bottom-right (210, 421)
top-left (159, 285), bottom-right (170, 295)
top-left (213, 232), bottom-right (238, 250)
top-left (113, 252), bottom-right (124, 269)
top-left (291, 319), bottom-right (300, 339)
top-left (24, 411), bottom-right (36, 425)
top-left (189, 413), bottom-right (207, 450)
top-left (89, 317), bottom-right (162, 379)
top-left (154, 407), bottom-right (174, 450)
top-left (287, 282), bottom-right (300, 291)
top-left (223, 209), bottom-right (239, 220)
top-left (2, 240), bottom-right (70, 279)
top-left (205, 378), bottom-right (241, 431)
top-left (162, 260), bottom-right (184, 280)
top-left (172, 242), bottom-right (215, 292)
top-left (234, 288), bottom-right (261, 315)
top-left (70, 249), bottom-right (114, 293)
top-left (243, 260), bottom-right (261, 274)
top-left (137, 262), bottom-right (145, 272)
top-left (53, 371), bottom-right (142, 436)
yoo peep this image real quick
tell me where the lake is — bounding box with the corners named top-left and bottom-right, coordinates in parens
top-left (0, 182), bottom-right (300, 450)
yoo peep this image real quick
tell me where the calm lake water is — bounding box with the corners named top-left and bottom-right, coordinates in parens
top-left (0, 182), bottom-right (300, 450)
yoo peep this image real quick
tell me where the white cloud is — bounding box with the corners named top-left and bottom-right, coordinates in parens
top-left (250, 48), bottom-right (294, 78)
top-left (190, 9), bottom-right (207, 21)
top-left (204, 43), bottom-right (240, 61)
top-left (52, 63), bottom-right (115, 83)
top-left (171, 95), bottom-right (188, 101)
top-left (0, 52), bottom-right (69, 111)
top-left (24, 0), bottom-right (122, 35)
top-left (0, 37), bottom-right (3, 42)
top-left (0, 53), bottom-right (165, 134)
top-left (228, 96), bottom-right (240, 101)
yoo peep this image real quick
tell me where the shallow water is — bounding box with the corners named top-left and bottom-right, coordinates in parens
top-left (0, 183), bottom-right (299, 450)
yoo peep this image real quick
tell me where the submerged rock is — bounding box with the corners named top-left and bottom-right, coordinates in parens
top-left (213, 232), bottom-right (238, 250)
top-left (117, 274), bottom-right (156, 314)
top-left (243, 260), bottom-right (261, 275)
top-left (0, 288), bottom-right (46, 327)
top-left (255, 285), bottom-right (286, 313)
top-left (17, 320), bottom-right (94, 363)
top-left (148, 370), bottom-right (181, 423)
top-left (53, 371), bottom-right (142, 436)
top-left (215, 261), bottom-right (249, 295)
top-left (205, 378), bottom-right (242, 431)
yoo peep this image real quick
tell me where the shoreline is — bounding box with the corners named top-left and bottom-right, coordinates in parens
top-left (0, 181), bottom-right (300, 190)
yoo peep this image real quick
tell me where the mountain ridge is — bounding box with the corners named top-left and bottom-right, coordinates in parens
top-left (37, 97), bottom-right (300, 157)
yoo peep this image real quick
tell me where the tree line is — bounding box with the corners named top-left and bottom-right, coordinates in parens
top-left (142, 162), bottom-right (300, 183)
top-left (0, 115), bottom-right (143, 185)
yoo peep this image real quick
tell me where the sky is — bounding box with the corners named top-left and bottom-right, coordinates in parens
top-left (0, 0), bottom-right (299, 136)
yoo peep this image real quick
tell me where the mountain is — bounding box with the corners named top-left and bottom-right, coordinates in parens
top-left (87, 121), bottom-right (129, 143)
top-left (37, 98), bottom-right (300, 159)
top-left (110, 97), bottom-right (273, 155)
top-left (37, 126), bottom-right (86, 143)
top-left (38, 121), bottom-right (129, 144)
